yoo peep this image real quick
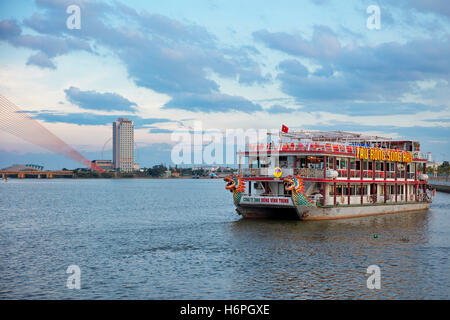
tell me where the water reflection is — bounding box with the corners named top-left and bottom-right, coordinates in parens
top-left (229, 210), bottom-right (436, 299)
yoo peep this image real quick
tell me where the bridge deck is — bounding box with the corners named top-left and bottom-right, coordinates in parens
top-left (0, 170), bottom-right (74, 178)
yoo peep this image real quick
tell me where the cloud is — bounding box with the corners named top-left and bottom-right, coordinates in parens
top-left (26, 52), bottom-right (56, 69)
top-left (305, 102), bottom-right (447, 116)
top-left (253, 26), bottom-right (341, 59)
top-left (163, 92), bottom-right (262, 113)
top-left (148, 128), bottom-right (173, 134)
top-left (5, 0), bottom-right (269, 114)
top-left (256, 27), bottom-right (450, 104)
top-left (0, 19), bottom-right (21, 39)
top-left (64, 86), bottom-right (137, 112)
top-left (277, 59), bottom-right (358, 101)
top-left (115, 5), bottom-right (216, 46)
top-left (401, 0), bottom-right (450, 18)
top-left (32, 111), bottom-right (170, 128)
top-left (265, 104), bottom-right (298, 114)
top-left (0, 17), bottom-right (93, 60)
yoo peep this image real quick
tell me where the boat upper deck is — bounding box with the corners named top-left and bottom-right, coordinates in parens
top-left (237, 129), bottom-right (431, 181)
top-left (238, 141), bottom-right (430, 162)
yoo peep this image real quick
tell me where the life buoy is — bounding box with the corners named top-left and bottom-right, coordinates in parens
top-left (250, 168), bottom-right (257, 176)
top-left (340, 195), bottom-right (345, 203)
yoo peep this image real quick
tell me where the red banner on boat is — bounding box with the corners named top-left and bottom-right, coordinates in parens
top-left (282, 125), bottom-right (289, 133)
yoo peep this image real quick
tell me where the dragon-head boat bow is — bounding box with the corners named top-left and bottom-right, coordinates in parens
top-left (224, 174), bottom-right (246, 205)
top-left (284, 175), bottom-right (315, 206)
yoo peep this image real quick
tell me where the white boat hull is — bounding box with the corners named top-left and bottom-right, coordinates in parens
top-left (237, 201), bottom-right (430, 221)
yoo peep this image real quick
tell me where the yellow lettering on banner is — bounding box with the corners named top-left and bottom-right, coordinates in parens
top-left (354, 147), bottom-right (411, 162)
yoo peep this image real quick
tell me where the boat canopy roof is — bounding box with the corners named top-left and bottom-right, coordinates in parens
top-left (272, 130), bottom-right (419, 147)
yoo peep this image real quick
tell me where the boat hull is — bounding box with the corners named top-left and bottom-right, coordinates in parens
top-left (237, 202), bottom-right (430, 221)
top-left (236, 205), bottom-right (299, 220)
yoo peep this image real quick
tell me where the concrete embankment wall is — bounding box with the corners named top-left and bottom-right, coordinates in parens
top-left (429, 184), bottom-right (450, 193)
top-left (429, 177), bottom-right (450, 193)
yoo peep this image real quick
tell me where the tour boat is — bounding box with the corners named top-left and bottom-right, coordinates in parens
top-left (224, 127), bottom-right (435, 220)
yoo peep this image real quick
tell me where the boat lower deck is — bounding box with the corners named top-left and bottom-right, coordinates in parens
top-left (237, 201), bottom-right (430, 221)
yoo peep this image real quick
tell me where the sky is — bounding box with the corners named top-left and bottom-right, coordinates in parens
top-left (0, 0), bottom-right (449, 169)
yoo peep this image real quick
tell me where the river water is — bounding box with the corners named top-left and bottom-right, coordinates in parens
top-left (0, 179), bottom-right (449, 299)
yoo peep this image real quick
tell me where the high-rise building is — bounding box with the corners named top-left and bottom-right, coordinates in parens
top-left (113, 118), bottom-right (134, 172)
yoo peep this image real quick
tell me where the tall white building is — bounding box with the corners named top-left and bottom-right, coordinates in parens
top-left (113, 118), bottom-right (134, 172)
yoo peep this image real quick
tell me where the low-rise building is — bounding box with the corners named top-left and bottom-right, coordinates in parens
top-left (92, 160), bottom-right (114, 171)
top-left (1, 164), bottom-right (44, 171)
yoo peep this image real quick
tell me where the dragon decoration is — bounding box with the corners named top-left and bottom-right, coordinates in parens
top-left (283, 175), bottom-right (315, 206)
top-left (224, 174), bottom-right (246, 205)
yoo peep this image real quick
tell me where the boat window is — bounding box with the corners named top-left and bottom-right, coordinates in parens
top-left (335, 158), bottom-right (347, 169)
top-left (259, 157), bottom-right (268, 168)
top-left (306, 156), bottom-right (323, 169)
top-left (279, 156), bottom-right (288, 168)
top-left (298, 157), bottom-right (307, 168)
top-left (350, 158), bottom-right (357, 170)
top-left (254, 182), bottom-right (263, 190)
top-left (375, 162), bottom-right (382, 171)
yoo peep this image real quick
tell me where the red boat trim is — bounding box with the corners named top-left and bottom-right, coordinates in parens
top-left (242, 177), bottom-right (427, 184)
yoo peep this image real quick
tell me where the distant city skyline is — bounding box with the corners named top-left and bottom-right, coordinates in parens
top-left (0, 0), bottom-right (449, 169)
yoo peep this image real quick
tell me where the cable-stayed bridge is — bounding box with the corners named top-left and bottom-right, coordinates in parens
top-left (0, 94), bottom-right (103, 173)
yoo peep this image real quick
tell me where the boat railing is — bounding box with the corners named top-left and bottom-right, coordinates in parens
top-left (413, 151), bottom-right (432, 161)
top-left (386, 171), bottom-right (395, 179)
top-left (240, 167), bottom-right (294, 177)
top-left (244, 193), bottom-right (291, 198)
top-left (241, 167), bottom-right (421, 180)
top-left (294, 168), bottom-right (324, 179)
top-left (240, 167), bottom-right (324, 178)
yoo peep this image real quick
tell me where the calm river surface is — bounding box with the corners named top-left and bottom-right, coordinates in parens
top-left (0, 179), bottom-right (449, 299)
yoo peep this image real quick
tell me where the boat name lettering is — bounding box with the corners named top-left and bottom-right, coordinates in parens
top-left (355, 147), bottom-right (412, 163)
top-left (241, 197), bottom-right (290, 204)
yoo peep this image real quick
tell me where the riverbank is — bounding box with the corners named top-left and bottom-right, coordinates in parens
top-left (1, 173), bottom-right (228, 180)
top-left (430, 184), bottom-right (450, 193)
top-left (429, 177), bottom-right (450, 193)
